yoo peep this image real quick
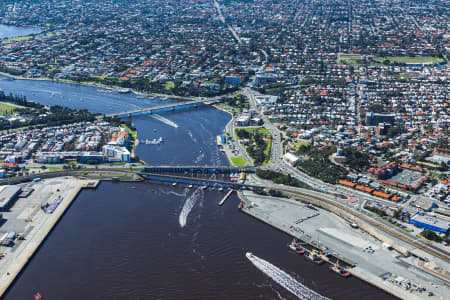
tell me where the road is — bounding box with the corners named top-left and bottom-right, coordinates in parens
top-left (213, 0), bottom-right (243, 44)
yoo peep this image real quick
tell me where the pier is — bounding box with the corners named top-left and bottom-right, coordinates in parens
top-left (218, 189), bottom-right (234, 205)
top-left (105, 98), bottom-right (224, 118)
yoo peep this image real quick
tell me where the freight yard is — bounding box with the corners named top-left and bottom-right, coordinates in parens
top-left (0, 177), bottom-right (97, 296)
top-left (240, 192), bottom-right (450, 300)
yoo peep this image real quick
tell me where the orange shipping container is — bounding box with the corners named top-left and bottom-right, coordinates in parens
top-left (339, 180), bottom-right (356, 188)
top-left (372, 191), bottom-right (391, 199)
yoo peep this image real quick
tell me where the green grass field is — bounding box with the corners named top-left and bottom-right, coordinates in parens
top-left (372, 56), bottom-right (442, 64)
top-left (4, 35), bottom-right (33, 42)
top-left (0, 102), bottom-right (18, 115)
top-left (164, 81), bottom-right (175, 90)
top-left (230, 157), bottom-right (248, 166)
top-left (297, 141), bottom-right (310, 148)
top-left (263, 140), bottom-right (272, 165)
top-left (338, 53), bottom-right (362, 65)
top-left (239, 127), bottom-right (271, 137)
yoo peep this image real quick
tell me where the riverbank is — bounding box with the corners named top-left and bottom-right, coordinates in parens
top-left (0, 177), bottom-right (99, 297)
top-left (0, 71), bottom-right (230, 102)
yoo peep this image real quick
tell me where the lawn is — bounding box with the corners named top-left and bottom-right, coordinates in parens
top-left (0, 102), bottom-right (18, 115)
top-left (164, 81), bottom-right (175, 90)
top-left (338, 53), bottom-right (362, 65)
top-left (240, 127), bottom-right (271, 137)
top-left (263, 140), bottom-right (272, 165)
top-left (4, 35), bottom-right (33, 42)
top-left (230, 157), bottom-right (248, 166)
top-left (297, 141), bottom-right (310, 148)
top-left (372, 56), bottom-right (442, 64)
top-left (121, 124), bottom-right (137, 140)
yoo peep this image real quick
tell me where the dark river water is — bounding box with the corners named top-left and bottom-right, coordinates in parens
top-left (0, 24), bottom-right (43, 39)
top-left (1, 80), bottom-right (395, 299)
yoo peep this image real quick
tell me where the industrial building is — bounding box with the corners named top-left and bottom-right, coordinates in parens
top-left (408, 213), bottom-right (449, 234)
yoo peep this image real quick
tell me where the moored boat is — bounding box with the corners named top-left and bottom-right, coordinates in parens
top-left (305, 250), bottom-right (324, 265)
top-left (288, 239), bottom-right (305, 255)
top-left (330, 261), bottom-right (350, 277)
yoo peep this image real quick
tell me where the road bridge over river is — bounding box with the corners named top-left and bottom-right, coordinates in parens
top-left (105, 97), bottom-right (224, 118)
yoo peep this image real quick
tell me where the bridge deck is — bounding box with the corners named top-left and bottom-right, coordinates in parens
top-left (141, 165), bottom-right (256, 174)
top-left (139, 173), bottom-right (261, 190)
top-left (106, 98), bottom-right (222, 118)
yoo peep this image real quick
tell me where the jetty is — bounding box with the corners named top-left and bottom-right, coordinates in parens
top-left (218, 189), bottom-right (234, 206)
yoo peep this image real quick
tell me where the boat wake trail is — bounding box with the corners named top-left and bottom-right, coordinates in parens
top-left (186, 129), bottom-right (198, 143)
top-left (161, 188), bottom-right (188, 197)
top-left (178, 187), bottom-right (203, 228)
top-left (152, 114), bottom-right (178, 128)
top-left (246, 252), bottom-right (330, 300)
top-left (194, 151), bottom-right (205, 164)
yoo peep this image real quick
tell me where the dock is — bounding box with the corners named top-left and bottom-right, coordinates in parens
top-left (0, 178), bottom-right (94, 297)
top-left (218, 190), bottom-right (234, 206)
top-left (238, 192), bottom-right (448, 300)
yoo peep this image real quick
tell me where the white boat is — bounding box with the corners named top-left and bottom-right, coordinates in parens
top-left (246, 252), bottom-right (256, 261)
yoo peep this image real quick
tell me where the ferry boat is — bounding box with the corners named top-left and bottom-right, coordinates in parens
top-left (330, 261), bottom-right (350, 277)
top-left (288, 240), bottom-right (305, 255)
top-left (305, 250), bottom-right (324, 265)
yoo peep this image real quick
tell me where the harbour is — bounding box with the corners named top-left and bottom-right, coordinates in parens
top-left (239, 191), bottom-right (448, 299)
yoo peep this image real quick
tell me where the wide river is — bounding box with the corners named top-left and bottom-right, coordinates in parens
top-left (1, 80), bottom-right (395, 299)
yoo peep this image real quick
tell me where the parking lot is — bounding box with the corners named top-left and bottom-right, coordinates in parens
top-left (390, 169), bottom-right (423, 186)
